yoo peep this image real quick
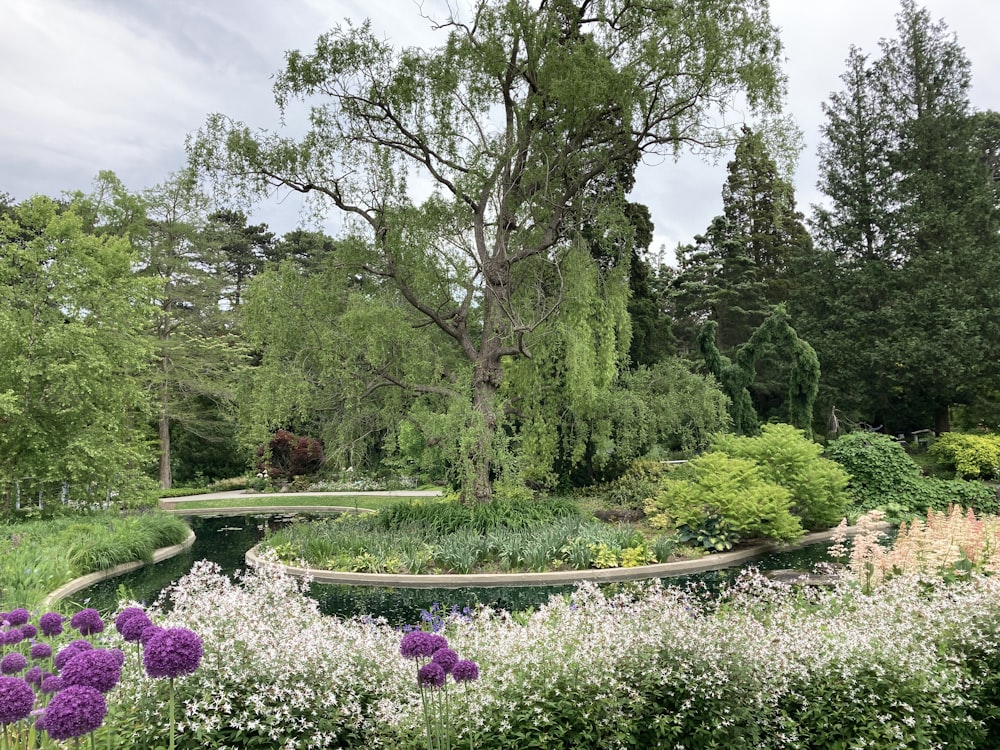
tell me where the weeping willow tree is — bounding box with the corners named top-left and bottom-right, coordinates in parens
top-left (699, 305), bottom-right (819, 434)
top-left (190, 0), bottom-right (786, 501)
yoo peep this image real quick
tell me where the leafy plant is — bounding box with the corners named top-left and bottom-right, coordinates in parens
top-left (646, 452), bottom-right (802, 544)
top-left (929, 432), bottom-right (1000, 479)
top-left (712, 423), bottom-right (850, 530)
top-left (677, 515), bottom-right (741, 552)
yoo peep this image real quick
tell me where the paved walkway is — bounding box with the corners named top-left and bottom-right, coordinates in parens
top-left (162, 489), bottom-right (442, 503)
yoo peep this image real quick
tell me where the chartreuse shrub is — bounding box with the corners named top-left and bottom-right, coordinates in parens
top-left (645, 451), bottom-right (802, 545)
top-left (825, 432), bottom-right (997, 519)
top-left (98, 558), bottom-right (1000, 749)
top-left (929, 432), bottom-right (1000, 479)
top-left (712, 423), bottom-right (850, 530)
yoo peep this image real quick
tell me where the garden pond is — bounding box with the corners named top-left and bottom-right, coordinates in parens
top-left (75, 512), bottom-right (845, 626)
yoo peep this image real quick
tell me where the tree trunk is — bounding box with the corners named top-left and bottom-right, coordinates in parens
top-left (469, 358), bottom-right (501, 504)
top-left (158, 413), bottom-right (172, 489)
top-left (934, 406), bottom-right (950, 435)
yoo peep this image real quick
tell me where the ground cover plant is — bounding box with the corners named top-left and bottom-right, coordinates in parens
top-left (824, 432), bottom-right (998, 521)
top-left (260, 496), bottom-right (680, 574)
top-left (81, 553), bottom-right (1000, 749)
top-left (0, 512), bottom-right (190, 609)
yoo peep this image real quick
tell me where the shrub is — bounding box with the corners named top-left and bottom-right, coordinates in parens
top-left (929, 432), bottom-right (1000, 479)
top-left (255, 429), bottom-right (325, 484)
top-left (645, 452), bottom-right (802, 543)
top-left (712, 423), bottom-right (850, 530)
top-left (826, 432), bottom-right (997, 518)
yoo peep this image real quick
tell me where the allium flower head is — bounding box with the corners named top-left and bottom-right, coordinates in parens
top-left (0, 676), bottom-right (34, 724)
top-left (2, 629), bottom-right (23, 646)
top-left (115, 608), bottom-right (151, 642)
top-left (61, 649), bottom-right (122, 693)
top-left (139, 625), bottom-right (163, 646)
top-left (143, 627), bottom-right (203, 679)
top-left (0, 652), bottom-right (27, 675)
top-left (108, 649), bottom-right (125, 667)
top-left (24, 666), bottom-right (43, 688)
top-left (69, 608), bottom-right (104, 636)
top-left (400, 631), bottom-right (447, 659)
top-left (40, 675), bottom-right (64, 694)
top-left (431, 648), bottom-right (459, 674)
top-left (54, 641), bottom-right (93, 671)
top-left (19, 624), bottom-right (37, 639)
top-left (39, 684), bottom-right (107, 740)
top-left (452, 660), bottom-right (479, 683)
top-left (30, 643), bottom-right (52, 661)
top-left (417, 661), bottom-right (446, 689)
top-left (6, 608), bottom-right (29, 626)
top-left (38, 612), bottom-right (64, 637)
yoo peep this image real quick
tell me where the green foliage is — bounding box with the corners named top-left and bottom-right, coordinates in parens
top-left (712, 423), bottom-right (850, 530)
top-left (191, 0), bottom-right (786, 501)
top-left (929, 432), bottom-right (1000, 479)
top-left (0, 512), bottom-right (190, 608)
top-left (0, 194), bottom-right (155, 499)
top-left (826, 431), bottom-right (997, 517)
top-left (677, 515), bottom-right (741, 552)
top-left (646, 452), bottom-right (803, 544)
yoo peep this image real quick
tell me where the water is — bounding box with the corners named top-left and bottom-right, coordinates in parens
top-left (78, 513), bottom-right (842, 626)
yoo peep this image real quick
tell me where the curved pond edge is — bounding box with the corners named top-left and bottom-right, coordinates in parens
top-left (246, 522), bottom-right (886, 590)
top-left (41, 530), bottom-right (196, 609)
top-left (160, 505), bottom-right (370, 517)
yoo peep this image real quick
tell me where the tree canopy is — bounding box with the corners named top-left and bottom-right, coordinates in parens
top-left (190, 0), bottom-right (787, 501)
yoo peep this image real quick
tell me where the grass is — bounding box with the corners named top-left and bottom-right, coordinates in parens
top-left (0, 511), bottom-right (191, 609)
top-left (160, 495), bottom-right (408, 511)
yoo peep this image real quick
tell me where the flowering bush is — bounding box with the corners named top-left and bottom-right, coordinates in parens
top-left (94, 552), bottom-right (1000, 748)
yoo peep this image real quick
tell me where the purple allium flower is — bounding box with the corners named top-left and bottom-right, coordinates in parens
top-left (6, 609), bottom-right (29, 626)
top-left (451, 660), bottom-right (479, 683)
top-left (431, 648), bottom-right (459, 674)
top-left (69, 608), bottom-right (104, 636)
top-left (20, 624), bottom-right (37, 640)
top-left (417, 661), bottom-right (446, 689)
top-left (54, 641), bottom-right (93, 671)
top-left (40, 675), bottom-right (64, 694)
top-left (2, 629), bottom-right (23, 646)
top-left (0, 676), bottom-right (35, 724)
top-left (30, 643), bottom-right (52, 661)
top-left (138, 625), bottom-right (163, 646)
top-left (38, 612), bottom-right (64, 637)
top-left (0, 653), bottom-right (27, 675)
top-left (143, 628), bottom-right (203, 679)
top-left (115, 609), bottom-right (151, 643)
top-left (61, 650), bottom-right (122, 693)
top-left (400, 631), bottom-right (441, 659)
top-left (108, 649), bottom-right (125, 667)
top-left (39, 684), bottom-right (107, 740)
top-left (24, 666), bottom-right (43, 688)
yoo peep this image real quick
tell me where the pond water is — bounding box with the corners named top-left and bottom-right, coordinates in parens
top-left (77, 513), bottom-right (844, 627)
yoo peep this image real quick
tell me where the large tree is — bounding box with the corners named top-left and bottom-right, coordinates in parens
top-left (801, 1), bottom-right (1000, 433)
top-left (190, 0), bottom-right (786, 501)
top-left (0, 195), bottom-right (153, 506)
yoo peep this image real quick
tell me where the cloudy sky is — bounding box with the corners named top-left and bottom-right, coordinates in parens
top-left (2, 0), bottom-right (997, 262)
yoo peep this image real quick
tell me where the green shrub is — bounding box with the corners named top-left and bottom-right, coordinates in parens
top-left (929, 432), bottom-right (1000, 479)
top-left (826, 432), bottom-right (998, 517)
top-left (712, 423), bottom-right (850, 530)
top-left (645, 452), bottom-right (802, 543)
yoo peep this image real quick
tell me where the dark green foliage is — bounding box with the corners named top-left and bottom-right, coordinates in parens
top-left (699, 306), bottom-right (820, 434)
top-left (712, 423), bottom-right (850, 531)
top-left (372, 496), bottom-right (580, 535)
top-left (825, 431), bottom-right (996, 516)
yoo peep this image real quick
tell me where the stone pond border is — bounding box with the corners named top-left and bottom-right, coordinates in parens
top-left (41, 530), bottom-right (196, 608)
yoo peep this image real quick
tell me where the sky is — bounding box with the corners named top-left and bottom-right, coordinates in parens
top-left (2, 0), bottom-right (998, 264)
